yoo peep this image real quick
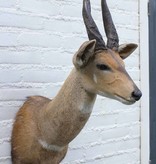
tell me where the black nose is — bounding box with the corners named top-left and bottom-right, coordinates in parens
top-left (132, 90), bottom-right (142, 101)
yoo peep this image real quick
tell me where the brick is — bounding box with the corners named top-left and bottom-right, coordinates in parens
top-left (0, 159), bottom-right (11, 164)
top-left (0, 50), bottom-right (73, 65)
top-left (0, 0), bottom-right (16, 8)
top-left (0, 50), bottom-right (43, 64)
top-left (85, 114), bottom-right (117, 129)
top-left (17, 32), bottom-right (62, 48)
top-left (0, 32), bottom-right (18, 47)
top-left (109, 0), bottom-right (138, 13)
top-left (22, 69), bottom-right (70, 83)
top-left (0, 88), bottom-right (45, 101)
top-left (0, 141), bottom-right (11, 157)
top-left (118, 28), bottom-right (139, 42)
top-left (100, 124), bottom-right (140, 141)
top-left (61, 3), bottom-right (82, 18)
top-left (70, 129), bottom-right (101, 148)
top-left (0, 107), bottom-right (18, 121)
top-left (0, 70), bottom-right (22, 83)
top-left (43, 19), bottom-right (84, 34)
top-left (61, 35), bottom-right (84, 50)
top-left (19, 0), bottom-right (61, 16)
top-left (0, 122), bottom-right (12, 139)
top-left (84, 138), bottom-right (140, 160)
top-left (62, 148), bottom-right (85, 162)
top-left (116, 109), bottom-right (140, 124)
top-left (42, 51), bottom-right (73, 66)
top-left (98, 149), bottom-right (140, 164)
top-left (0, 12), bottom-right (44, 30)
top-left (44, 84), bottom-right (62, 98)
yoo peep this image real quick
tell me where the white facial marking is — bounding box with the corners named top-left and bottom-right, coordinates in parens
top-left (38, 139), bottom-right (64, 152)
top-left (93, 74), bottom-right (97, 83)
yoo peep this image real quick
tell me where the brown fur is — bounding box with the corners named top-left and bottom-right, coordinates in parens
top-left (11, 40), bottom-right (141, 164)
top-left (11, 96), bottom-right (68, 164)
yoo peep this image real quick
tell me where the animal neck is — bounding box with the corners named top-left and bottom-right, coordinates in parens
top-left (40, 68), bottom-right (96, 148)
top-left (52, 68), bottom-right (96, 114)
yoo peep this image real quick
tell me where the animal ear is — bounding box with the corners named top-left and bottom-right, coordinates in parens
top-left (118, 43), bottom-right (138, 59)
top-left (73, 40), bottom-right (96, 68)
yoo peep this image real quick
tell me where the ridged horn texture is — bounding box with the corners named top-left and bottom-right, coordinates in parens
top-left (83, 0), bottom-right (106, 51)
top-left (101, 0), bottom-right (119, 50)
top-left (82, 0), bottom-right (119, 51)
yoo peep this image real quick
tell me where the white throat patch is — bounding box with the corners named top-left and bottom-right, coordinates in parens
top-left (38, 139), bottom-right (64, 152)
top-left (79, 97), bottom-right (95, 114)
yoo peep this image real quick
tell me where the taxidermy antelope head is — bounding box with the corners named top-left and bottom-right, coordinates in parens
top-left (77, 0), bottom-right (142, 104)
top-left (11, 0), bottom-right (142, 164)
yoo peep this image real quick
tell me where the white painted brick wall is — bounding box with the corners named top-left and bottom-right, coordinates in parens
top-left (0, 0), bottom-right (141, 163)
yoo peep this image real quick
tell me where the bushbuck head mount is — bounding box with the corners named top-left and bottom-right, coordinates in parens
top-left (73, 0), bottom-right (142, 104)
top-left (11, 0), bottom-right (142, 164)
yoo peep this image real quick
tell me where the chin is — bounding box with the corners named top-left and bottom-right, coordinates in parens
top-left (97, 91), bottom-right (136, 105)
top-left (121, 100), bottom-right (136, 105)
top-left (114, 95), bottom-right (136, 105)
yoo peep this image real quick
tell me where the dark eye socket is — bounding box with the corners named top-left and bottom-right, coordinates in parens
top-left (96, 64), bottom-right (111, 71)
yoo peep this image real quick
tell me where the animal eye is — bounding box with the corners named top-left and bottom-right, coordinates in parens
top-left (96, 64), bottom-right (111, 71)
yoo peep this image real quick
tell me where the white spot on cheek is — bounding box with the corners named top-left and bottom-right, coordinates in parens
top-left (93, 74), bottom-right (97, 83)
